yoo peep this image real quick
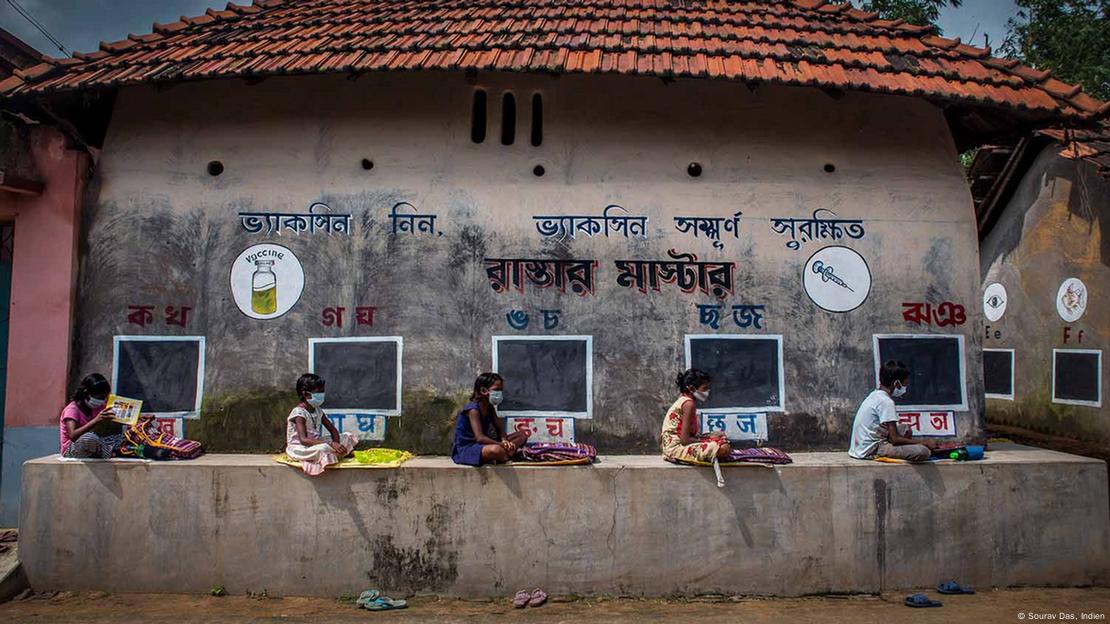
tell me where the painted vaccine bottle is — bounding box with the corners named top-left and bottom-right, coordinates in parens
top-left (230, 243), bottom-right (304, 320)
top-left (251, 260), bottom-right (278, 314)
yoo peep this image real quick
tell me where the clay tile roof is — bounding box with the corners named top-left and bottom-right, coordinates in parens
top-left (0, 0), bottom-right (1105, 124)
top-left (1039, 126), bottom-right (1110, 178)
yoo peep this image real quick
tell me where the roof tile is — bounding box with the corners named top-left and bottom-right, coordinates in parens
top-left (0, 0), bottom-right (1102, 123)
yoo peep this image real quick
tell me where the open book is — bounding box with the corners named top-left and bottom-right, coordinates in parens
top-left (105, 394), bottom-right (143, 426)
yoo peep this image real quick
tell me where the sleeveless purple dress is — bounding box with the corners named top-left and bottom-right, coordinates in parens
top-left (451, 401), bottom-right (500, 466)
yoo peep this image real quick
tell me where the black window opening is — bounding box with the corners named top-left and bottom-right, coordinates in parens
top-left (501, 91), bottom-right (516, 146)
top-left (471, 89), bottom-right (487, 144)
top-left (530, 93), bottom-right (543, 147)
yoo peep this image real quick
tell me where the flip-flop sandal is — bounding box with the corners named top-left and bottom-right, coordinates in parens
top-left (513, 589), bottom-right (531, 608)
top-left (356, 590), bottom-right (380, 606)
top-left (528, 588), bottom-right (548, 608)
top-left (904, 593), bottom-right (942, 608)
top-left (937, 581), bottom-right (975, 595)
top-left (363, 596), bottom-right (407, 611)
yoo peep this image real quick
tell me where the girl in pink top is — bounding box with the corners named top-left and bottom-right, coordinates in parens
top-left (59, 373), bottom-right (124, 458)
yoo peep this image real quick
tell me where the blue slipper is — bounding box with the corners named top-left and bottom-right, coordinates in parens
top-left (356, 590), bottom-right (380, 606)
top-left (937, 581), bottom-right (975, 595)
top-left (363, 596), bottom-right (408, 611)
top-left (904, 593), bottom-right (942, 608)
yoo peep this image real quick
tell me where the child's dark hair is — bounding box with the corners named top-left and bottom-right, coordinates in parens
top-left (470, 372), bottom-right (503, 400)
top-left (296, 373), bottom-right (325, 396)
top-left (675, 368), bottom-right (711, 393)
top-left (879, 360), bottom-right (910, 387)
top-left (72, 373), bottom-right (111, 405)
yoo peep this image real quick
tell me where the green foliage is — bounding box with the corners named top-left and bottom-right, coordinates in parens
top-left (1001, 0), bottom-right (1110, 100)
top-left (959, 148), bottom-right (979, 175)
top-left (210, 586), bottom-right (226, 597)
top-left (858, 0), bottom-right (962, 28)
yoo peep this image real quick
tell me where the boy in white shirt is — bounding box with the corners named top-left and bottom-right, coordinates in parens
top-left (849, 360), bottom-right (934, 461)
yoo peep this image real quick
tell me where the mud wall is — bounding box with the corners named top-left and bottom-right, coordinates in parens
top-left (980, 143), bottom-right (1109, 443)
top-left (71, 70), bottom-right (983, 452)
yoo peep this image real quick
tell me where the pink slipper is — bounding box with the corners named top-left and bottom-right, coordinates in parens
top-left (528, 588), bottom-right (547, 608)
top-left (512, 589), bottom-right (530, 608)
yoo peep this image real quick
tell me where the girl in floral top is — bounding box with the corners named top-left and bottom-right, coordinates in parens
top-left (661, 369), bottom-right (731, 462)
top-left (285, 373), bottom-right (357, 475)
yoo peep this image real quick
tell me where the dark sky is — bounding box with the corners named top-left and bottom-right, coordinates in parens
top-left (2, 0), bottom-right (1018, 59)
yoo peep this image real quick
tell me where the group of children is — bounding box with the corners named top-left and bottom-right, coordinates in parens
top-left (61, 359), bottom-right (933, 471)
top-left (443, 358), bottom-right (932, 467)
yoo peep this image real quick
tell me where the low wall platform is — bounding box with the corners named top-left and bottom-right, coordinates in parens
top-left (18, 445), bottom-right (1109, 597)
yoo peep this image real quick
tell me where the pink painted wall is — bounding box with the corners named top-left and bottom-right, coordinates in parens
top-left (0, 125), bottom-right (88, 427)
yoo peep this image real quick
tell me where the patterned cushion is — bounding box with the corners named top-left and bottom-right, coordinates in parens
top-left (723, 447), bottom-right (793, 465)
top-left (517, 442), bottom-right (597, 463)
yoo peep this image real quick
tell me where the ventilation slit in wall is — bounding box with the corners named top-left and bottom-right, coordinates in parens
top-left (501, 92), bottom-right (516, 146)
top-left (470, 89), bottom-right (487, 144)
top-left (530, 93), bottom-right (543, 147)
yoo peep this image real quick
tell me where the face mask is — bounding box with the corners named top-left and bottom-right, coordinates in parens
top-left (306, 392), bottom-right (325, 407)
top-left (488, 390), bottom-right (504, 406)
top-left (693, 390), bottom-right (710, 402)
top-left (86, 396), bottom-right (107, 408)
top-left (892, 385), bottom-right (908, 398)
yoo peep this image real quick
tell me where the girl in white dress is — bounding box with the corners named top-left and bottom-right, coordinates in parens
top-left (285, 373), bottom-right (357, 475)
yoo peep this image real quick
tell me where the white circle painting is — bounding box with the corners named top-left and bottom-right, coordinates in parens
top-left (230, 243), bottom-right (305, 320)
top-left (1055, 277), bottom-right (1088, 323)
top-left (803, 245), bottom-right (872, 313)
top-left (983, 282), bottom-right (1008, 322)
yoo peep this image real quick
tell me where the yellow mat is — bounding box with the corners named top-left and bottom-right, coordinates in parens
top-left (874, 456), bottom-right (956, 464)
top-left (273, 448), bottom-right (414, 470)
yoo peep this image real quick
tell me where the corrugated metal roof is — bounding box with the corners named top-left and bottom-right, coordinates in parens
top-left (1, 0), bottom-right (1106, 122)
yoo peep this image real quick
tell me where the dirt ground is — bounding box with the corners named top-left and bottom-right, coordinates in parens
top-left (0, 588), bottom-right (1106, 623)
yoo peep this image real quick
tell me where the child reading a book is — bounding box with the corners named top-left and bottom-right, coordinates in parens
top-left (848, 359), bottom-right (935, 462)
top-left (59, 373), bottom-right (124, 458)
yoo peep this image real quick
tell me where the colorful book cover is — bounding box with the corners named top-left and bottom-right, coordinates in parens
top-left (105, 394), bottom-right (143, 426)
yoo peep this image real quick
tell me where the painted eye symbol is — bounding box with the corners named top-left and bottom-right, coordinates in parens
top-left (986, 295), bottom-right (1004, 309)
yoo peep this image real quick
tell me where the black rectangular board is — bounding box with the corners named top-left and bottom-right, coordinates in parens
top-left (874, 335), bottom-right (966, 409)
top-left (494, 338), bottom-right (590, 415)
top-left (114, 337), bottom-right (203, 414)
top-left (686, 336), bottom-right (783, 410)
top-left (983, 349), bottom-right (1014, 398)
top-left (1053, 350), bottom-right (1101, 405)
top-left (310, 339), bottom-right (400, 412)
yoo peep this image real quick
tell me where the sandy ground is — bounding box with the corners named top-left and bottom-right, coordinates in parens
top-left (0, 588), bottom-right (1107, 623)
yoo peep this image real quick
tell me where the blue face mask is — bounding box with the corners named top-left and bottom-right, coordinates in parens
top-left (306, 392), bottom-right (325, 408)
top-left (86, 396), bottom-right (107, 409)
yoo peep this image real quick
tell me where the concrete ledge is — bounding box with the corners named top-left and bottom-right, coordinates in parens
top-left (18, 445), bottom-right (1109, 597)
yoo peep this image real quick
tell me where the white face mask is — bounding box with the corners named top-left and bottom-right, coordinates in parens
top-left (892, 385), bottom-right (908, 398)
top-left (488, 390), bottom-right (504, 406)
top-left (86, 396), bottom-right (107, 409)
top-left (306, 392), bottom-right (325, 407)
top-left (693, 389), bottom-right (710, 402)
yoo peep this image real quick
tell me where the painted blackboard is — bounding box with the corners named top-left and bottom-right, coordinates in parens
top-left (983, 349), bottom-right (1014, 399)
top-left (685, 335), bottom-right (785, 412)
top-left (493, 336), bottom-right (592, 418)
top-left (873, 335), bottom-right (967, 410)
top-left (113, 336), bottom-right (205, 417)
top-left (1052, 349), bottom-right (1101, 407)
top-left (309, 338), bottom-right (402, 414)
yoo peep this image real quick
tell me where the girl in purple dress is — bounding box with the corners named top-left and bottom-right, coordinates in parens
top-left (451, 373), bottom-right (530, 466)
